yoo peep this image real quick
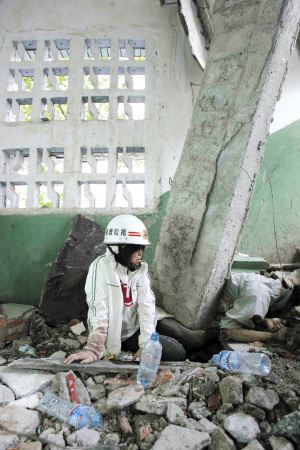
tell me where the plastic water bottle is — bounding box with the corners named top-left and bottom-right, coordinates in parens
top-left (212, 351), bottom-right (271, 376)
top-left (38, 391), bottom-right (103, 429)
top-left (137, 332), bottom-right (162, 387)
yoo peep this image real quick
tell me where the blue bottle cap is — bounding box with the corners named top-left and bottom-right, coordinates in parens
top-left (151, 332), bottom-right (159, 341)
top-left (92, 413), bottom-right (103, 427)
top-left (212, 354), bottom-right (220, 364)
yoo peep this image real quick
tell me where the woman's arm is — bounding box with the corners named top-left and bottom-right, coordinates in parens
top-left (136, 266), bottom-right (157, 349)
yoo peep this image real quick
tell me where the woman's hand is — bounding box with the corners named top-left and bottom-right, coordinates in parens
top-left (64, 351), bottom-right (96, 365)
top-left (264, 318), bottom-right (287, 332)
top-left (131, 348), bottom-right (143, 361)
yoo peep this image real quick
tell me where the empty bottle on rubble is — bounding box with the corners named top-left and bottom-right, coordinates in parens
top-left (38, 391), bottom-right (103, 429)
top-left (137, 332), bottom-right (162, 388)
top-left (212, 350), bottom-right (271, 376)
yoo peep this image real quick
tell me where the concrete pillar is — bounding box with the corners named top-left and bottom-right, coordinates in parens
top-left (151, 0), bottom-right (300, 329)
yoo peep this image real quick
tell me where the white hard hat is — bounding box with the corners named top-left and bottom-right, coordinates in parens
top-left (104, 214), bottom-right (151, 246)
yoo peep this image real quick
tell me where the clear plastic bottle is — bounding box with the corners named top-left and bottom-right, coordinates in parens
top-left (212, 350), bottom-right (271, 376)
top-left (38, 391), bottom-right (103, 429)
top-left (137, 332), bottom-right (162, 388)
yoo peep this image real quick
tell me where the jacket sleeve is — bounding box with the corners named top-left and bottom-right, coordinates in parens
top-left (84, 257), bottom-right (109, 361)
top-left (136, 265), bottom-right (157, 348)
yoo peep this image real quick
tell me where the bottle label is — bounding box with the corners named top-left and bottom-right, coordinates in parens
top-left (67, 404), bottom-right (85, 428)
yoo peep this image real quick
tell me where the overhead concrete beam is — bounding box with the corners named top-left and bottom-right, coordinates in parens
top-left (151, 0), bottom-right (300, 329)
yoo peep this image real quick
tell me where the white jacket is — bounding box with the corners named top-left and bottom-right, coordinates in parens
top-left (84, 248), bottom-right (157, 359)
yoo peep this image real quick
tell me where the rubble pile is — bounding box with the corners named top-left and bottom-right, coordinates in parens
top-left (0, 324), bottom-right (299, 450)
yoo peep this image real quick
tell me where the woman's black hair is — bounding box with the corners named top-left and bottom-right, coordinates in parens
top-left (108, 244), bottom-right (145, 271)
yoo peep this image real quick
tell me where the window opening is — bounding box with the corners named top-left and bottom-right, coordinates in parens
top-left (80, 182), bottom-right (106, 208)
top-left (119, 39), bottom-right (145, 60)
top-left (40, 148), bottom-right (64, 174)
top-left (117, 147), bottom-right (145, 174)
top-left (18, 98), bottom-right (32, 122)
top-left (117, 96), bottom-right (145, 120)
top-left (38, 182), bottom-right (64, 208)
top-left (116, 181), bottom-right (145, 208)
top-left (54, 39), bottom-right (70, 60)
top-left (42, 69), bottom-right (53, 91)
top-left (95, 39), bottom-right (111, 59)
top-left (83, 67), bottom-right (110, 90)
top-left (81, 147), bottom-right (108, 173)
top-left (44, 40), bottom-right (55, 61)
top-left (51, 97), bottom-right (68, 120)
top-left (3, 182), bottom-right (27, 208)
top-left (11, 40), bottom-right (37, 61)
top-left (13, 183), bottom-right (27, 208)
top-left (5, 99), bottom-right (17, 122)
top-left (2, 148), bottom-right (29, 174)
top-left (52, 67), bottom-right (68, 90)
top-left (118, 67), bottom-right (145, 89)
top-left (82, 96), bottom-right (109, 120)
top-left (19, 69), bottom-right (35, 91)
top-left (7, 70), bottom-right (19, 92)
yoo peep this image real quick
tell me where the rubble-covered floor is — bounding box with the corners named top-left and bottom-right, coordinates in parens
top-left (0, 312), bottom-right (299, 450)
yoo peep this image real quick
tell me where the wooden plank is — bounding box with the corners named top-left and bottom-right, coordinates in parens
top-left (8, 358), bottom-right (185, 374)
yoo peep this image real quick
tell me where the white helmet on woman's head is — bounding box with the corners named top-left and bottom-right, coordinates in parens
top-left (104, 214), bottom-right (151, 246)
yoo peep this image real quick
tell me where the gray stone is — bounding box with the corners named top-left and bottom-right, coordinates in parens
top-left (50, 370), bottom-right (91, 405)
top-left (47, 351), bottom-right (66, 359)
top-left (246, 387), bottom-right (279, 411)
top-left (85, 376), bottom-right (95, 386)
top-left (273, 411), bottom-right (300, 444)
top-left (199, 380), bottom-right (217, 397)
top-left (0, 384), bottom-right (15, 405)
top-left (219, 376), bottom-right (243, 405)
top-left (184, 418), bottom-right (206, 431)
top-left (8, 392), bottom-right (42, 409)
top-left (87, 384), bottom-right (106, 400)
top-left (47, 430), bottom-right (66, 450)
top-left (152, 425), bottom-right (211, 450)
top-left (66, 432), bottom-right (77, 446)
top-left (0, 357), bottom-right (7, 366)
top-left (93, 374), bottom-right (106, 384)
top-left (63, 339), bottom-right (81, 349)
top-left (39, 428), bottom-right (56, 439)
top-left (243, 440), bottom-right (265, 450)
top-left (134, 394), bottom-right (187, 415)
top-left (0, 367), bottom-right (54, 399)
top-left (260, 421), bottom-right (272, 437)
top-left (198, 418), bottom-right (217, 435)
top-left (208, 427), bottom-right (236, 450)
top-left (238, 403), bottom-right (266, 421)
top-left (119, 415), bottom-right (133, 434)
top-left (107, 383), bottom-right (145, 409)
top-left (269, 436), bottom-right (294, 450)
top-left (0, 405), bottom-right (40, 435)
top-left (224, 413), bottom-right (260, 444)
top-left (105, 433), bottom-right (120, 443)
top-left (75, 427), bottom-right (101, 446)
top-left (0, 431), bottom-right (20, 449)
top-left (166, 403), bottom-right (186, 424)
top-left (40, 215), bottom-right (106, 325)
top-left (189, 401), bottom-right (212, 420)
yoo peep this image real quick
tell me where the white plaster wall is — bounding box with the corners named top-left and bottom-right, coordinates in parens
top-left (0, 0), bottom-right (202, 213)
top-left (269, 44), bottom-right (300, 134)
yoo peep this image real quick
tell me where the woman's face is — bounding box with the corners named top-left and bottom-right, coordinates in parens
top-left (130, 248), bottom-right (144, 265)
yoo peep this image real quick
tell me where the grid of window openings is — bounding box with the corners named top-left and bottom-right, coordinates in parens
top-left (0, 38), bottom-right (150, 209)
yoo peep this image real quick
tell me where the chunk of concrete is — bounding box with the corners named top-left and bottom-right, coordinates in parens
top-left (134, 394), bottom-right (187, 415)
top-left (224, 413), bottom-right (260, 444)
top-left (107, 383), bottom-right (145, 409)
top-left (17, 442), bottom-right (42, 450)
top-left (8, 392), bottom-right (42, 409)
top-left (70, 322), bottom-right (86, 335)
top-left (0, 405), bottom-right (40, 435)
top-left (152, 425), bottom-right (211, 450)
top-left (0, 431), bottom-right (20, 449)
top-left (40, 215), bottom-right (106, 325)
top-left (209, 427), bottom-right (236, 450)
top-left (246, 387), bottom-right (279, 411)
top-left (75, 427), bottom-right (101, 447)
top-left (243, 440), bottom-right (265, 450)
top-left (219, 376), bottom-right (243, 405)
top-left (0, 367), bottom-right (54, 399)
top-left (273, 411), bottom-right (300, 444)
top-left (0, 384), bottom-right (15, 406)
top-left (269, 436), bottom-right (294, 450)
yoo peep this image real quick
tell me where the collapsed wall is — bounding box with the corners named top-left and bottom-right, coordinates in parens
top-left (151, 0), bottom-right (300, 329)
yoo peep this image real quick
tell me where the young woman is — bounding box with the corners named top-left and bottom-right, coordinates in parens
top-left (65, 214), bottom-right (187, 364)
